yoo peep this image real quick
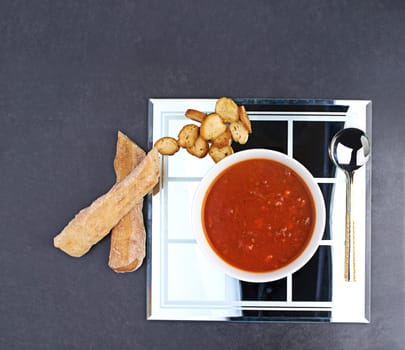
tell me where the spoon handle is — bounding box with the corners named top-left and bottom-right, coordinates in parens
top-left (345, 172), bottom-right (356, 282)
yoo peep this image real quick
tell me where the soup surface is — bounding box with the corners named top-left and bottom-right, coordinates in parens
top-left (203, 158), bottom-right (316, 272)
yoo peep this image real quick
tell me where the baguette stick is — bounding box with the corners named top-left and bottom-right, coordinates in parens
top-left (53, 148), bottom-right (160, 257)
top-left (108, 131), bottom-right (146, 272)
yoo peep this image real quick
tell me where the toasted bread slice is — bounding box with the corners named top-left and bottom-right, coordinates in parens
top-left (238, 105), bottom-right (252, 133)
top-left (177, 124), bottom-right (199, 148)
top-left (187, 136), bottom-right (209, 158)
top-left (200, 113), bottom-right (227, 141)
top-left (230, 121), bottom-right (249, 144)
top-left (209, 145), bottom-right (234, 163)
top-left (53, 148), bottom-right (160, 257)
top-left (154, 137), bottom-right (179, 155)
top-left (108, 131), bottom-right (146, 273)
top-left (185, 109), bottom-right (207, 123)
top-left (211, 128), bottom-right (232, 147)
top-left (215, 97), bottom-right (239, 123)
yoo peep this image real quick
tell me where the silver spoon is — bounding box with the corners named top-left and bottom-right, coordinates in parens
top-left (329, 128), bottom-right (371, 282)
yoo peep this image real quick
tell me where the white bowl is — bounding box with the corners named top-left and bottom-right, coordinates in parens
top-left (191, 149), bottom-right (326, 282)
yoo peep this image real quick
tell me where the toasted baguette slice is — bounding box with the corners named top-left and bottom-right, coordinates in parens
top-left (177, 124), bottom-right (199, 148)
top-left (154, 137), bottom-right (179, 155)
top-left (108, 131), bottom-right (146, 273)
top-left (238, 105), bottom-right (252, 133)
top-left (53, 148), bottom-right (160, 257)
top-left (209, 145), bottom-right (234, 163)
top-left (230, 121), bottom-right (249, 144)
top-left (215, 97), bottom-right (239, 123)
top-left (200, 113), bottom-right (227, 141)
top-left (185, 109), bottom-right (207, 123)
top-left (187, 136), bottom-right (209, 158)
top-left (211, 128), bottom-right (232, 147)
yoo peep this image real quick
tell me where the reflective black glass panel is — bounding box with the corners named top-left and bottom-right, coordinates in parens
top-left (293, 122), bottom-right (344, 177)
top-left (292, 246), bottom-right (332, 302)
top-left (240, 278), bottom-right (286, 301)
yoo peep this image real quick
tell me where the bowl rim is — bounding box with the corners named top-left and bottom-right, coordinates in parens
top-left (191, 148), bottom-right (326, 282)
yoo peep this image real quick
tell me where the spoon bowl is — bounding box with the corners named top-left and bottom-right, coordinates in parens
top-left (329, 128), bottom-right (371, 176)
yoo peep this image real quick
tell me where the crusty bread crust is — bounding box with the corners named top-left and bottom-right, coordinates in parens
top-left (108, 131), bottom-right (146, 272)
top-left (53, 147), bottom-right (160, 257)
top-left (185, 109), bottom-right (206, 123)
top-left (109, 205), bottom-right (145, 272)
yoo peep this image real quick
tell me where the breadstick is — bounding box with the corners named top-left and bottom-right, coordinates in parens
top-left (108, 131), bottom-right (146, 272)
top-left (53, 148), bottom-right (160, 257)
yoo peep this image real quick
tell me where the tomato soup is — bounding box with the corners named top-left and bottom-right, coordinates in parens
top-left (202, 158), bottom-right (316, 273)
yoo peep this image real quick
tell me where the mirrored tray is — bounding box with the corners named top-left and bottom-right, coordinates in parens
top-left (147, 99), bottom-right (371, 322)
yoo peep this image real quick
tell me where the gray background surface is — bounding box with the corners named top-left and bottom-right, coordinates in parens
top-left (1, 1), bottom-right (404, 349)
